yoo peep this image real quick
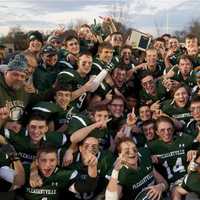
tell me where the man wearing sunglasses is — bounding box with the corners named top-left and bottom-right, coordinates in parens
top-left (33, 44), bottom-right (67, 93)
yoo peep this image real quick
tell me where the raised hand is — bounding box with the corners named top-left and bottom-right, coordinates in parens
top-left (62, 149), bottom-right (74, 167)
top-left (126, 107), bottom-right (137, 127)
top-left (0, 106), bottom-right (9, 121)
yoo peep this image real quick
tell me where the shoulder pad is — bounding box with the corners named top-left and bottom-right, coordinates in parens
top-left (93, 62), bottom-right (103, 71)
top-left (72, 115), bottom-right (88, 127)
top-left (186, 119), bottom-right (195, 128)
top-left (58, 71), bottom-right (75, 77)
top-left (59, 61), bottom-right (74, 69)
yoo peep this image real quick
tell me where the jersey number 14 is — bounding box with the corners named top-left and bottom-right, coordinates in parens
top-left (163, 157), bottom-right (186, 179)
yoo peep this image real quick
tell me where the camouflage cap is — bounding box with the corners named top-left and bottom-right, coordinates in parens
top-left (41, 44), bottom-right (57, 55)
top-left (7, 54), bottom-right (28, 72)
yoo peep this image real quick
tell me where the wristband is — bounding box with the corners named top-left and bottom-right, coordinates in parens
top-left (105, 190), bottom-right (118, 200)
top-left (131, 64), bottom-right (135, 69)
top-left (111, 169), bottom-right (119, 180)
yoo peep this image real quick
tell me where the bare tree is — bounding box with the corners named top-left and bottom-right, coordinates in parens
top-left (1, 26), bottom-right (28, 50)
top-left (108, 1), bottom-right (132, 26)
top-left (174, 19), bottom-right (200, 42)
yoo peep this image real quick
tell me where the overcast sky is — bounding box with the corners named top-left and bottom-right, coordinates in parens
top-left (0, 0), bottom-right (199, 36)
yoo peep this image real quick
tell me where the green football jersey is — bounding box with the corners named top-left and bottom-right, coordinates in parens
top-left (67, 114), bottom-right (112, 150)
top-left (91, 56), bottom-right (119, 76)
top-left (139, 79), bottom-right (167, 105)
top-left (0, 74), bottom-right (30, 121)
top-left (32, 101), bottom-right (76, 131)
top-left (181, 172), bottom-right (200, 196)
top-left (90, 128), bottom-right (111, 150)
top-left (189, 54), bottom-right (200, 68)
top-left (137, 62), bottom-right (165, 79)
top-left (93, 81), bottom-right (112, 98)
top-left (33, 63), bottom-right (65, 93)
top-left (161, 99), bottom-right (192, 126)
top-left (54, 107), bottom-right (77, 131)
top-left (90, 57), bottom-right (104, 76)
top-left (117, 148), bottom-right (155, 200)
top-left (131, 133), bottom-right (147, 149)
top-left (79, 39), bottom-right (96, 54)
top-left (57, 69), bottom-right (89, 110)
top-left (32, 101), bottom-right (63, 119)
top-left (149, 134), bottom-right (195, 183)
top-left (113, 47), bottom-right (121, 57)
top-left (67, 114), bottom-right (91, 135)
top-left (57, 69), bottom-right (87, 90)
top-left (66, 150), bottom-right (115, 200)
top-left (58, 47), bottom-right (68, 61)
top-left (169, 49), bottom-right (183, 66)
top-left (3, 128), bottom-right (69, 163)
top-left (0, 151), bottom-right (10, 167)
top-left (58, 48), bottom-right (78, 69)
top-left (90, 56), bottom-right (119, 98)
top-left (23, 164), bottom-right (78, 200)
top-left (186, 119), bottom-right (198, 138)
top-left (171, 66), bottom-right (197, 88)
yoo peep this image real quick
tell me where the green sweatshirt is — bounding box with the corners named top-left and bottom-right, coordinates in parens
top-left (0, 73), bottom-right (29, 121)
